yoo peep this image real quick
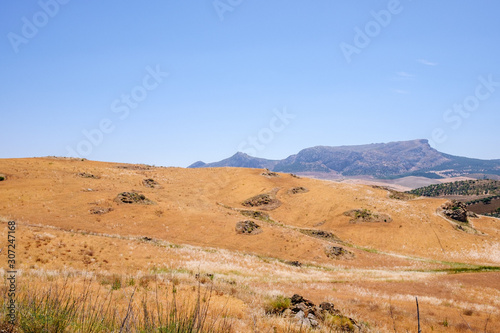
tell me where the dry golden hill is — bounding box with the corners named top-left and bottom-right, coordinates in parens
top-left (1, 157), bottom-right (499, 332)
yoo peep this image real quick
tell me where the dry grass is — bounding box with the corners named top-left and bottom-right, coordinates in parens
top-left (0, 157), bottom-right (499, 332)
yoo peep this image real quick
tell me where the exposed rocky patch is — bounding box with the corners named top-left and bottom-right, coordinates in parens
top-left (142, 178), bottom-right (161, 189)
top-left (261, 169), bottom-right (279, 177)
top-left (77, 172), bottom-right (100, 179)
top-left (442, 200), bottom-right (469, 223)
top-left (240, 210), bottom-right (270, 221)
top-left (268, 294), bottom-right (360, 331)
top-left (344, 209), bottom-right (392, 223)
top-left (235, 220), bottom-right (262, 235)
top-left (89, 207), bottom-right (113, 215)
top-left (299, 229), bottom-right (341, 242)
top-left (242, 189), bottom-right (281, 211)
top-left (325, 245), bottom-right (355, 260)
top-left (288, 186), bottom-right (309, 194)
top-left (114, 192), bottom-right (155, 205)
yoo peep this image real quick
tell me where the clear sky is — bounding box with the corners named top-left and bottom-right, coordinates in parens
top-left (1, 0), bottom-right (499, 167)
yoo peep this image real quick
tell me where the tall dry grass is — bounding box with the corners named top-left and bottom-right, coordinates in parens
top-left (0, 276), bottom-right (232, 333)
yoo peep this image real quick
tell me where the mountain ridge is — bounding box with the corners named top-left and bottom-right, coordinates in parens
top-left (189, 139), bottom-right (500, 179)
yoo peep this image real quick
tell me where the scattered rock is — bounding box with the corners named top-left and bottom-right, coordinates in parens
top-left (442, 200), bottom-right (468, 223)
top-left (89, 207), bottom-right (113, 215)
top-left (325, 245), bottom-right (355, 260)
top-left (240, 210), bottom-right (270, 220)
top-left (242, 189), bottom-right (281, 211)
top-left (261, 169), bottom-right (280, 177)
top-left (77, 172), bottom-right (100, 179)
top-left (319, 302), bottom-right (335, 313)
top-left (272, 294), bottom-right (357, 330)
top-left (142, 236), bottom-right (153, 241)
top-left (290, 173), bottom-right (301, 178)
top-left (235, 220), bottom-right (262, 235)
top-left (142, 178), bottom-right (161, 188)
top-left (288, 186), bottom-right (309, 194)
top-left (344, 209), bottom-right (392, 223)
top-left (114, 192), bottom-right (155, 205)
top-left (0, 174), bottom-right (5, 181)
top-left (300, 229), bottom-right (340, 242)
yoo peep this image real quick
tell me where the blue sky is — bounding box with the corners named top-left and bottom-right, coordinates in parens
top-left (1, 0), bottom-right (499, 167)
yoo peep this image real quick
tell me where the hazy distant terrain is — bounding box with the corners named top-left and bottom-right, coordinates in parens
top-left (190, 139), bottom-right (500, 182)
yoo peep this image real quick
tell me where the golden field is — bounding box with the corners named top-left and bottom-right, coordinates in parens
top-left (0, 157), bottom-right (499, 332)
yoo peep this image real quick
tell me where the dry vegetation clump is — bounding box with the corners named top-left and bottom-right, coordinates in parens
top-left (261, 169), bottom-right (280, 177)
top-left (242, 189), bottom-right (281, 211)
top-left (142, 178), bottom-right (161, 188)
top-left (114, 192), bottom-right (155, 205)
top-left (89, 207), bottom-right (113, 215)
top-left (299, 229), bottom-right (341, 242)
top-left (325, 245), bottom-right (355, 260)
top-left (235, 220), bottom-right (262, 235)
top-left (239, 210), bottom-right (271, 222)
top-left (288, 186), bottom-right (309, 194)
top-left (77, 172), bottom-right (100, 179)
top-left (344, 209), bottom-right (392, 223)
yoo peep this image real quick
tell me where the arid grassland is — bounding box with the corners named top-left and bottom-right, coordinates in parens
top-left (1, 158), bottom-right (499, 332)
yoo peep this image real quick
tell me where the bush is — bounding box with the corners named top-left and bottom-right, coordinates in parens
top-left (264, 295), bottom-right (291, 314)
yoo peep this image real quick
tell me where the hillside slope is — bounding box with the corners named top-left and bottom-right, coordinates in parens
top-left (1, 157), bottom-right (500, 332)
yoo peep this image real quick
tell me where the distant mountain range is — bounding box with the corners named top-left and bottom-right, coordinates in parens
top-left (189, 139), bottom-right (500, 179)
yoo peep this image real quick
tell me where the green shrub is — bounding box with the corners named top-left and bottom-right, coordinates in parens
top-left (264, 295), bottom-right (291, 314)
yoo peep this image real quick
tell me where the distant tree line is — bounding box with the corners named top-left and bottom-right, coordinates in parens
top-left (407, 179), bottom-right (500, 197)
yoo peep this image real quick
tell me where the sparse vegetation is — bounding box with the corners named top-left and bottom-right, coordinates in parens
top-left (288, 186), bottom-right (309, 194)
top-left (114, 192), bottom-right (155, 204)
top-left (3, 157), bottom-right (500, 332)
top-left (1, 277), bottom-right (232, 333)
top-left (264, 295), bottom-right (291, 314)
top-left (77, 172), bottom-right (100, 179)
top-left (235, 220), bottom-right (262, 235)
top-left (143, 178), bottom-right (161, 188)
top-left (344, 208), bottom-right (392, 223)
top-left (242, 190), bottom-right (281, 210)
